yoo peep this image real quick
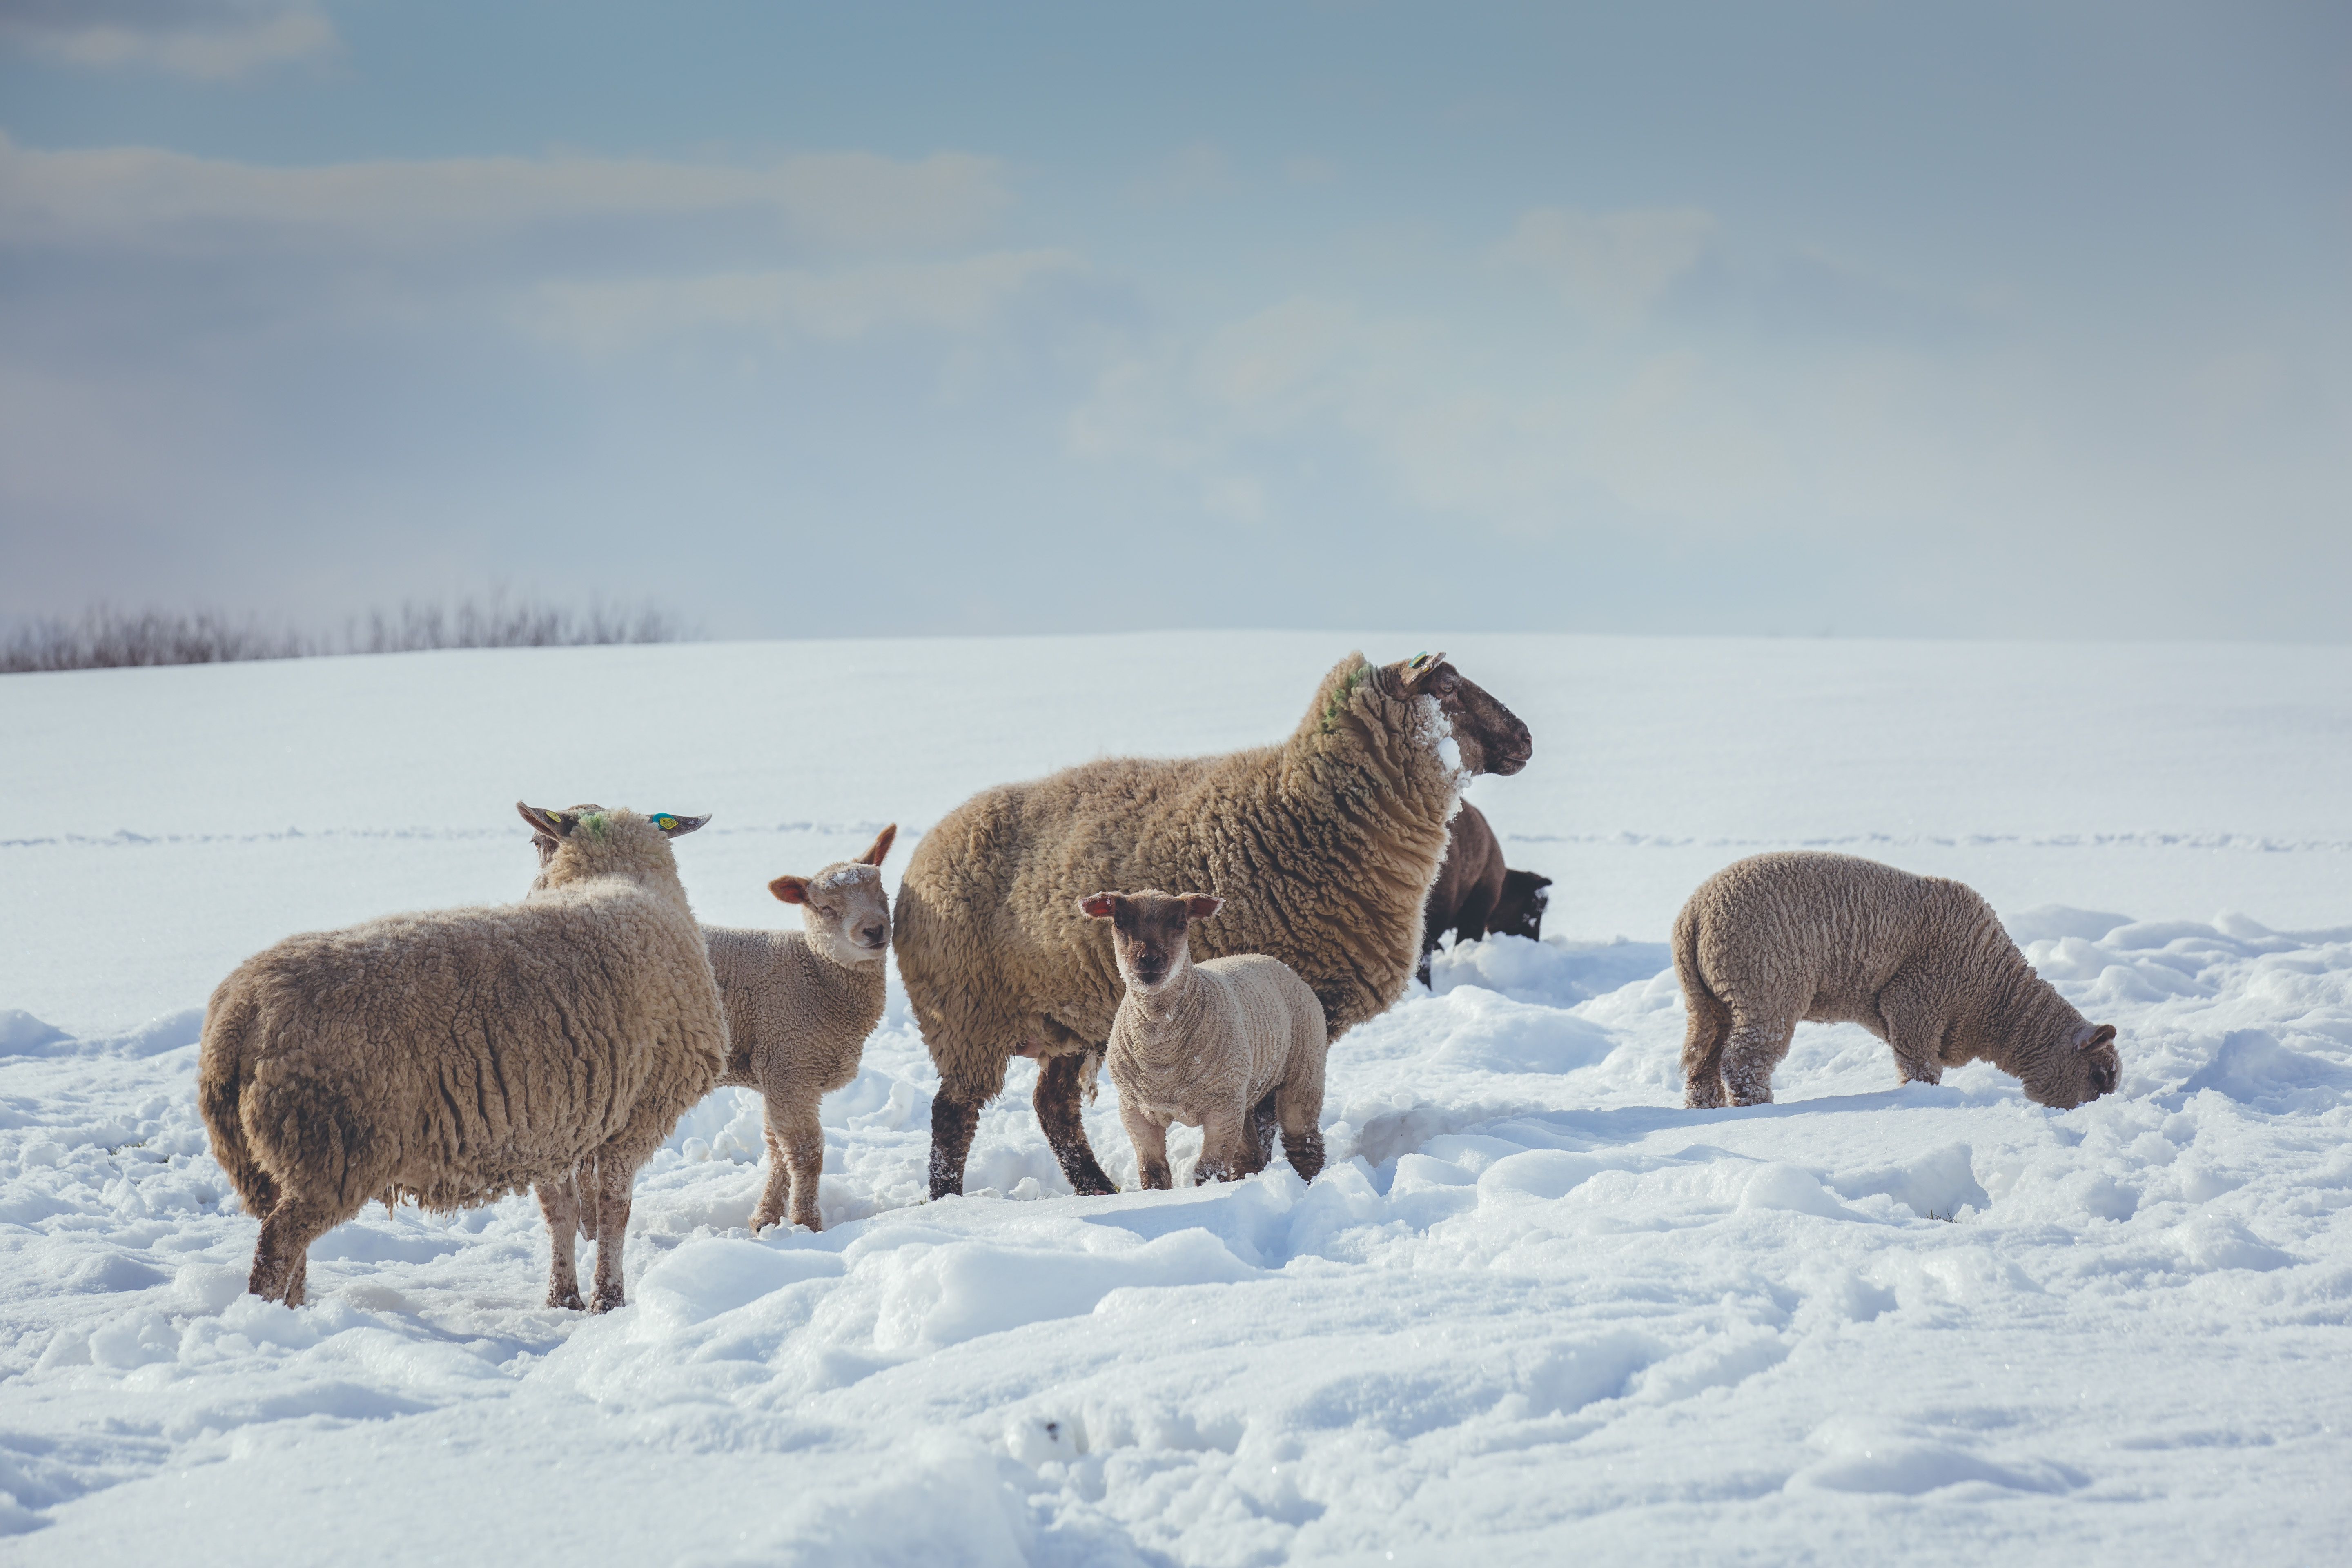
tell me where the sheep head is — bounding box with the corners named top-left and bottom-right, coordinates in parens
top-left (1079, 889), bottom-right (1222, 993)
top-left (770, 824), bottom-right (896, 967)
top-left (1388, 653), bottom-right (1533, 777)
top-left (515, 802), bottom-right (707, 891)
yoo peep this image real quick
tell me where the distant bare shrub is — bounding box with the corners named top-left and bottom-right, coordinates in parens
top-left (2, 595), bottom-right (692, 675)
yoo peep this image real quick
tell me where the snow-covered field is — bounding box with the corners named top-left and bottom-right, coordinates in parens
top-left (4, 633), bottom-right (2350, 1565)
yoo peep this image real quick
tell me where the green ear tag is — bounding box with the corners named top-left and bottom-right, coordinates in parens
top-left (1409, 651), bottom-right (1431, 670)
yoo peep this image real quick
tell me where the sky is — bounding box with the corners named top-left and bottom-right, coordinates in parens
top-left (0, 1), bottom-right (2345, 640)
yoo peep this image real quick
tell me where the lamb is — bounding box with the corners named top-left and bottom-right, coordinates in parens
top-left (1415, 802), bottom-right (1554, 982)
top-left (197, 804), bottom-right (726, 1311)
top-left (1082, 890), bottom-right (1328, 1187)
top-left (704, 826), bottom-right (898, 1232)
top-left (1673, 851), bottom-right (2123, 1110)
top-left (895, 650), bottom-right (1532, 1198)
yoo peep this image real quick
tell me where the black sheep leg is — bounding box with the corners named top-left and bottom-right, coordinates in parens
top-left (928, 1089), bottom-right (981, 1200)
top-left (1036, 1052), bottom-right (1118, 1195)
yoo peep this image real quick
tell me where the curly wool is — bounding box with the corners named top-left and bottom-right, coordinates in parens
top-left (1674, 851), bottom-right (2121, 1110)
top-left (198, 808), bottom-right (726, 1307)
top-left (895, 653), bottom-right (1463, 1105)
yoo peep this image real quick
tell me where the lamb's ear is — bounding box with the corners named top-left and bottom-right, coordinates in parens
top-left (518, 802), bottom-right (578, 839)
top-left (1183, 895), bottom-right (1224, 921)
top-left (1078, 893), bottom-right (1120, 920)
top-left (770, 875), bottom-right (810, 905)
top-left (2078, 1023), bottom-right (2118, 1051)
top-left (860, 824), bottom-right (898, 867)
top-left (649, 812), bottom-right (710, 838)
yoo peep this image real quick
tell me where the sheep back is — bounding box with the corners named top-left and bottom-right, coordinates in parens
top-left (200, 873), bottom-right (725, 1225)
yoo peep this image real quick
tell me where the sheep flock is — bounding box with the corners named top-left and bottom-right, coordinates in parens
top-left (194, 649), bottom-right (2121, 1311)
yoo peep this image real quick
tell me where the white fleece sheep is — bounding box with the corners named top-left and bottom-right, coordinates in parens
top-left (198, 804), bottom-right (726, 1311)
top-left (1082, 889), bottom-right (1328, 1187)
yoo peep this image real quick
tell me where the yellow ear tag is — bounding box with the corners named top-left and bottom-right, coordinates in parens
top-left (651, 813), bottom-right (681, 833)
top-left (1408, 652), bottom-right (1431, 670)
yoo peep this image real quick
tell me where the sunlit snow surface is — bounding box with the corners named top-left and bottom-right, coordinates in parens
top-left (3, 634), bottom-right (2350, 1564)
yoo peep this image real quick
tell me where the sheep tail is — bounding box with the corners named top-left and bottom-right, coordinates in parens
top-left (196, 990), bottom-right (279, 1220)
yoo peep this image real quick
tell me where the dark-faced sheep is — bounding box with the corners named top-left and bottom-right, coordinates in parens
top-left (1416, 802), bottom-right (1553, 982)
top-left (198, 804), bottom-right (725, 1311)
top-left (1082, 890), bottom-right (1328, 1189)
top-left (895, 650), bottom-right (1532, 1198)
top-left (1675, 851), bottom-right (2123, 1110)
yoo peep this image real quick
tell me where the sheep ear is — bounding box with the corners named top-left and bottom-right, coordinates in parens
top-left (860, 825), bottom-right (898, 867)
top-left (2078, 1023), bottom-right (2118, 1051)
top-left (770, 875), bottom-right (810, 905)
top-left (518, 802), bottom-right (578, 839)
top-left (1183, 895), bottom-right (1224, 921)
top-left (1078, 893), bottom-right (1120, 920)
top-left (1397, 651), bottom-right (1451, 691)
top-left (650, 812), bottom-right (710, 838)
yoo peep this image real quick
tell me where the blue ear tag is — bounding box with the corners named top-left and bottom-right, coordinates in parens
top-left (650, 813), bottom-right (683, 833)
top-left (1408, 652), bottom-right (1432, 670)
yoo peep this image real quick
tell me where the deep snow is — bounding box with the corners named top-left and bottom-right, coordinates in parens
top-left (2, 634), bottom-right (2349, 1565)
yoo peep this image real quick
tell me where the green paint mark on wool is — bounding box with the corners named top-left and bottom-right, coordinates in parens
top-left (1319, 662), bottom-right (1372, 733)
top-left (581, 811), bottom-right (611, 840)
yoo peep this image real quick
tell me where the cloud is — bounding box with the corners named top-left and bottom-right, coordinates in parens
top-left (1494, 205), bottom-right (1716, 324)
top-left (0, 134), bottom-right (1011, 257)
top-left (0, 0), bottom-right (335, 80)
top-left (526, 250), bottom-right (1087, 352)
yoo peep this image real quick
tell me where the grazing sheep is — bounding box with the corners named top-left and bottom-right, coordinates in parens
top-left (896, 650), bottom-right (1532, 1198)
top-left (1490, 868), bottom-right (1553, 942)
top-left (1415, 803), bottom-right (1553, 982)
top-left (1082, 890), bottom-right (1328, 1188)
top-left (706, 825), bottom-right (898, 1232)
top-left (1674, 851), bottom-right (2123, 1110)
top-left (198, 804), bottom-right (725, 1311)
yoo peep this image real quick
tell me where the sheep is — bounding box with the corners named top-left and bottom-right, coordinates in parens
top-left (197, 804), bottom-right (726, 1311)
top-left (1415, 802), bottom-right (1554, 982)
top-left (1082, 890), bottom-right (1328, 1188)
top-left (895, 650), bottom-right (1532, 1198)
top-left (705, 825), bottom-right (898, 1232)
top-left (1673, 851), bottom-right (2123, 1110)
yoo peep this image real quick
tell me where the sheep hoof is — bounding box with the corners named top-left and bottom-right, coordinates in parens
top-left (588, 1285), bottom-right (625, 1314)
top-left (548, 1287), bottom-right (585, 1311)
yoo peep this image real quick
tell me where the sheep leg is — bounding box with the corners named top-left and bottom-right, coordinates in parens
top-left (1195, 1103), bottom-right (1248, 1185)
top-left (1123, 1105), bottom-right (1173, 1191)
top-left (536, 1176), bottom-right (585, 1311)
top-left (1680, 984), bottom-right (1734, 1109)
top-left (587, 1154), bottom-right (636, 1313)
top-left (249, 1193), bottom-right (334, 1307)
top-left (1276, 1077), bottom-right (1326, 1185)
top-left (1244, 1091), bottom-right (1280, 1176)
top-left (771, 1099), bottom-right (826, 1232)
top-left (1720, 1010), bottom-right (1796, 1107)
top-left (1875, 971), bottom-right (1948, 1087)
top-left (928, 1088), bottom-right (982, 1200)
top-left (1036, 1052), bottom-right (1118, 1196)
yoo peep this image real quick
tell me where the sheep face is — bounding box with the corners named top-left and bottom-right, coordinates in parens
top-left (1491, 869), bottom-right (1552, 940)
top-left (2041, 1021), bottom-right (2123, 1108)
top-left (1394, 656), bottom-right (1532, 777)
top-left (769, 825), bottom-right (897, 969)
top-left (1080, 890), bottom-right (1224, 994)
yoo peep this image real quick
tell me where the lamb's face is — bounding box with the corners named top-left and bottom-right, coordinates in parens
top-left (2040, 1022), bottom-right (2123, 1109)
top-left (767, 824), bottom-right (898, 969)
top-left (1405, 659), bottom-right (1532, 777)
top-left (1080, 890), bottom-right (1223, 993)
top-left (794, 863), bottom-right (892, 968)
